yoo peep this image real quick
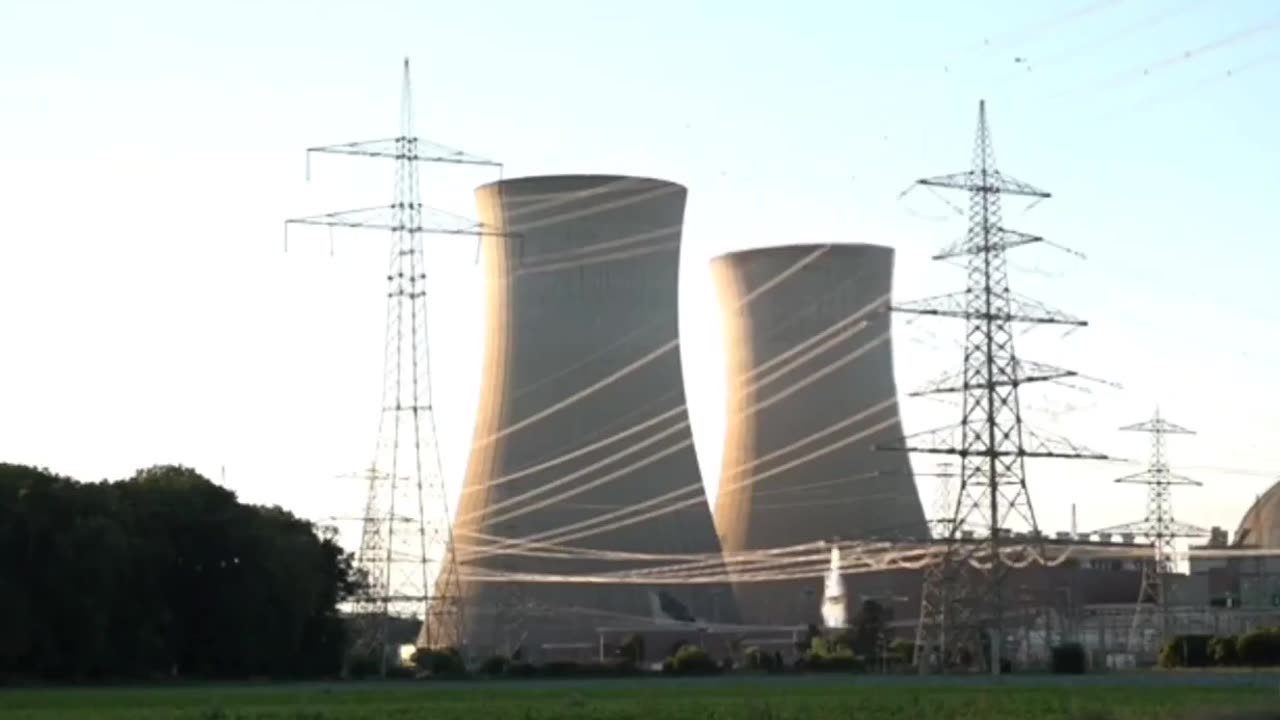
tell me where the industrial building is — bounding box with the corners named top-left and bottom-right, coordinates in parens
top-left (709, 243), bottom-right (929, 626)
top-left (1174, 480), bottom-right (1280, 634)
top-left (588, 533), bottom-right (1153, 668)
top-left (439, 174), bottom-right (738, 659)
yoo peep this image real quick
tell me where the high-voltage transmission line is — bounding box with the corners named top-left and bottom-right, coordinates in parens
top-left (284, 59), bottom-right (502, 675)
top-left (1096, 409), bottom-right (1206, 658)
top-left (880, 100), bottom-right (1107, 675)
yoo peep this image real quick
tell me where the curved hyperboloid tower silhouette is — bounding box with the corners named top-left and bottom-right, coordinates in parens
top-left (711, 243), bottom-right (928, 626)
top-left (434, 175), bottom-right (738, 658)
top-left (1236, 480), bottom-right (1280, 548)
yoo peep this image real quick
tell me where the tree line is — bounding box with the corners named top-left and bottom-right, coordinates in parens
top-left (0, 463), bottom-right (362, 681)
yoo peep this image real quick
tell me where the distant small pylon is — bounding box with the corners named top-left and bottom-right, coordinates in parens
top-left (1095, 407), bottom-right (1207, 658)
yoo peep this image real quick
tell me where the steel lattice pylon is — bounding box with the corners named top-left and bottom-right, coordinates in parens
top-left (1096, 409), bottom-right (1206, 658)
top-left (912, 463), bottom-right (955, 672)
top-left (285, 59), bottom-right (503, 675)
top-left (881, 100), bottom-right (1107, 675)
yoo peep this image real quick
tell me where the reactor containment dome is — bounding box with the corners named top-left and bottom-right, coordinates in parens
top-left (1235, 480), bottom-right (1280, 548)
top-left (710, 243), bottom-right (928, 626)
top-left (440, 174), bottom-right (737, 658)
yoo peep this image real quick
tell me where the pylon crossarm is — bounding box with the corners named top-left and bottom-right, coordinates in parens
top-left (1119, 418), bottom-right (1195, 435)
top-left (890, 420), bottom-right (1107, 462)
top-left (285, 205), bottom-right (498, 236)
top-left (1164, 520), bottom-right (1210, 537)
top-left (932, 228), bottom-right (1044, 261)
top-left (307, 137), bottom-right (501, 167)
top-left (909, 361), bottom-right (1077, 396)
top-left (1021, 425), bottom-right (1109, 460)
top-left (1115, 470), bottom-right (1202, 487)
top-left (1006, 293), bottom-right (1087, 326)
top-left (917, 170), bottom-right (1051, 198)
top-left (892, 292), bottom-right (1086, 326)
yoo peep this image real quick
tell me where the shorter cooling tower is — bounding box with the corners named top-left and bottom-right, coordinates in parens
top-left (711, 243), bottom-right (926, 626)
top-left (436, 175), bottom-right (737, 659)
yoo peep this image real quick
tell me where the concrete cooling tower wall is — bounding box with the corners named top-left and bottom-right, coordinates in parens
top-left (710, 243), bottom-right (927, 626)
top-left (440, 175), bottom-right (737, 658)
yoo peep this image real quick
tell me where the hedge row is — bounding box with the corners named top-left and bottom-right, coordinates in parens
top-left (1160, 629), bottom-right (1280, 668)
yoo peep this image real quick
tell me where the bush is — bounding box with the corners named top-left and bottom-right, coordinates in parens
top-left (667, 645), bottom-right (718, 675)
top-left (743, 646), bottom-right (782, 671)
top-left (617, 634), bottom-right (645, 665)
top-left (479, 655), bottom-right (509, 676)
top-left (1159, 635), bottom-right (1214, 669)
top-left (796, 624), bottom-right (821, 653)
top-left (586, 660), bottom-right (640, 677)
top-left (410, 647), bottom-right (466, 677)
top-left (809, 636), bottom-right (835, 656)
top-left (507, 661), bottom-right (537, 677)
top-left (804, 641), bottom-right (864, 673)
top-left (1209, 635), bottom-right (1239, 666)
top-left (533, 660), bottom-right (639, 678)
top-left (385, 664), bottom-right (416, 679)
top-left (889, 639), bottom-right (917, 666)
top-left (1051, 643), bottom-right (1087, 674)
top-left (806, 653), bottom-right (865, 673)
top-left (344, 648), bottom-right (382, 678)
top-left (541, 661), bottom-right (584, 677)
top-left (1237, 628), bottom-right (1280, 667)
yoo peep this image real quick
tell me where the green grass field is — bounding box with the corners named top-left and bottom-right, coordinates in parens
top-left (2, 680), bottom-right (1277, 720)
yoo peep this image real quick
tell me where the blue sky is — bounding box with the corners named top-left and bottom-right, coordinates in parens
top-left (0, 0), bottom-right (1277, 551)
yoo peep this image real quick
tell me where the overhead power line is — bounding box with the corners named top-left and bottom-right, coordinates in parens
top-left (1094, 408), bottom-right (1206, 660)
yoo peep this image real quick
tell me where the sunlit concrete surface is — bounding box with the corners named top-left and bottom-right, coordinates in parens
top-left (1235, 480), bottom-right (1280, 547)
top-left (436, 175), bottom-right (737, 658)
top-left (710, 244), bottom-right (928, 625)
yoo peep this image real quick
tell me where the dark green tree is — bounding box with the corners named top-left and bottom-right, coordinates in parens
top-left (844, 599), bottom-right (887, 659)
top-left (617, 633), bottom-right (645, 665)
top-left (1209, 635), bottom-right (1239, 666)
top-left (0, 462), bottom-right (360, 681)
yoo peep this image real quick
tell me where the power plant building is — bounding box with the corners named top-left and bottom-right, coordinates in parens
top-left (439, 175), bottom-right (737, 657)
top-left (710, 243), bottom-right (928, 625)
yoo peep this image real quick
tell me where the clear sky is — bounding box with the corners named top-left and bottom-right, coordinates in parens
top-left (1, 0), bottom-right (1277, 554)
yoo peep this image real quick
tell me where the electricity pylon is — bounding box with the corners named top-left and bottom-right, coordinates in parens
top-left (880, 100), bottom-right (1107, 675)
top-left (1096, 408), bottom-right (1206, 659)
top-left (285, 59), bottom-right (502, 675)
top-left (913, 462), bottom-right (956, 672)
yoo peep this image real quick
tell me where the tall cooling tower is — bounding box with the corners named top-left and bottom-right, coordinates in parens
top-left (710, 243), bottom-right (927, 626)
top-left (442, 175), bottom-right (737, 658)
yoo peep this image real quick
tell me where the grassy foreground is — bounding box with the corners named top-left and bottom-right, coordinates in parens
top-left (1, 681), bottom-right (1277, 720)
